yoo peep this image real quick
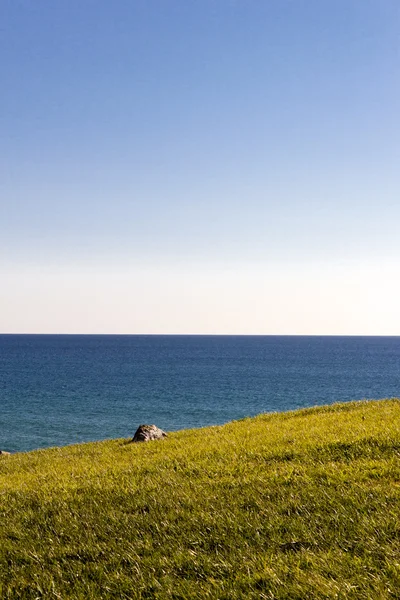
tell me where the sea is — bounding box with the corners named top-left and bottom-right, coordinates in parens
top-left (1, 335), bottom-right (400, 453)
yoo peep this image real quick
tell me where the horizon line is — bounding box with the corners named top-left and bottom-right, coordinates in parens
top-left (1, 333), bottom-right (400, 338)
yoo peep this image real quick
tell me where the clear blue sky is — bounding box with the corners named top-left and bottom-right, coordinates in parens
top-left (1, 1), bottom-right (399, 333)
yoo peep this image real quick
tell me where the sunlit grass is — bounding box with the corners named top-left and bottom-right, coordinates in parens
top-left (1, 399), bottom-right (400, 598)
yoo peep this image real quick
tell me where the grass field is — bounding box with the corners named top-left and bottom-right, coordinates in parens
top-left (1, 399), bottom-right (400, 599)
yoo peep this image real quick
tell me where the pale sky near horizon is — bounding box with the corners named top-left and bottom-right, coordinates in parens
top-left (1, 1), bottom-right (400, 334)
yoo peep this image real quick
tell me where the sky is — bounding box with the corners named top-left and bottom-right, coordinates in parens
top-left (1, 0), bottom-right (399, 334)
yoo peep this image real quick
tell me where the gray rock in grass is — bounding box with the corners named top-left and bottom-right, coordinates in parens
top-left (131, 424), bottom-right (167, 443)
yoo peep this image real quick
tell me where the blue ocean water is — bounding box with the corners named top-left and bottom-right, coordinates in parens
top-left (1, 335), bottom-right (399, 453)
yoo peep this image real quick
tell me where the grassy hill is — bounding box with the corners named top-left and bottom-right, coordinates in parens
top-left (1, 399), bottom-right (400, 599)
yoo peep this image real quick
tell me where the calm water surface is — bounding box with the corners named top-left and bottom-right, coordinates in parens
top-left (1, 335), bottom-right (399, 452)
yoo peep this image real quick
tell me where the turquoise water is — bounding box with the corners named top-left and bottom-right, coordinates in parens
top-left (1, 335), bottom-right (399, 453)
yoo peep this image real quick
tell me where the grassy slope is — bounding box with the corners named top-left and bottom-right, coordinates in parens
top-left (1, 399), bottom-right (400, 599)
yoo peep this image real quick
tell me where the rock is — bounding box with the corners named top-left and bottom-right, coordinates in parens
top-left (0, 450), bottom-right (10, 456)
top-left (131, 424), bottom-right (167, 443)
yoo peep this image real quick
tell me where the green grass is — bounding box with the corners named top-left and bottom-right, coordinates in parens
top-left (1, 399), bottom-right (400, 599)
